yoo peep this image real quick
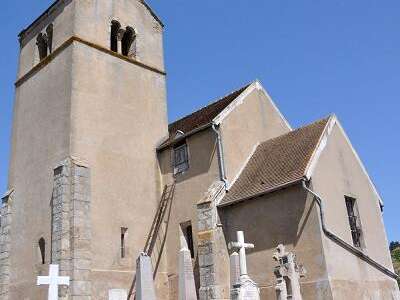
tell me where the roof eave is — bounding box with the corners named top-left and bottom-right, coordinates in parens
top-left (218, 178), bottom-right (304, 208)
top-left (156, 123), bottom-right (212, 151)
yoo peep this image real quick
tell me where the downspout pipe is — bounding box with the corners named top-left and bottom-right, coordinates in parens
top-left (302, 180), bottom-right (399, 281)
top-left (212, 123), bottom-right (229, 189)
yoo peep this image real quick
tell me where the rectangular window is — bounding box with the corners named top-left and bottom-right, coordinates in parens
top-left (181, 221), bottom-right (195, 258)
top-left (345, 196), bottom-right (362, 248)
top-left (121, 227), bottom-right (128, 258)
top-left (173, 143), bottom-right (189, 174)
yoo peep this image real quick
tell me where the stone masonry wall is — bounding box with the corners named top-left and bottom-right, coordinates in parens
top-left (197, 181), bottom-right (230, 300)
top-left (51, 158), bottom-right (91, 299)
top-left (0, 190), bottom-right (14, 300)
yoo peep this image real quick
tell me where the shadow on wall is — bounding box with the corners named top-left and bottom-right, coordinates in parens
top-left (220, 185), bottom-right (311, 255)
top-left (159, 129), bottom-right (218, 184)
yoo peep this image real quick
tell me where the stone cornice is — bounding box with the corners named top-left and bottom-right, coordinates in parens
top-left (15, 35), bottom-right (166, 87)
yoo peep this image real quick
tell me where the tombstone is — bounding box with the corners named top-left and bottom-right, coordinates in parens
top-left (230, 251), bottom-right (240, 288)
top-left (273, 245), bottom-right (306, 300)
top-left (136, 253), bottom-right (157, 300)
top-left (37, 264), bottom-right (70, 300)
top-left (274, 272), bottom-right (288, 300)
top-left (109, 289), bottom-right (128, 300)
top-left (228, 231), bottom-right (260, 300)
top-left (178, 236), bottom-right (197, 300)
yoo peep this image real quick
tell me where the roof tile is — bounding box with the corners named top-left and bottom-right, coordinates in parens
top-left (219, 117), bottom-right (331, 206)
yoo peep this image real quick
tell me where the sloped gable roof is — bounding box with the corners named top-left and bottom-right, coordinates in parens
top-left (219, 117), bottom-right (331, 207)
top-left (159, 83), bottom-right (251, 148)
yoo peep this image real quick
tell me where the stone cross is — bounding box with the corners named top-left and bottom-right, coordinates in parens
top-left (178, 236), bottom-right (197, 300)
top-left (136, 253), bottom-right (157, 300)
top-left (228, 231), bottom-right (260, 300)
top-left (273, 245), bottom-right (306, 300)
top-left (228, 231), bottom-right (254, 277)
top-left (37, 264), bottom-right (70, 300)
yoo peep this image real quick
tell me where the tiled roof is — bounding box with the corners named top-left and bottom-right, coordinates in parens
top-left (160, 83), bottom-right (250, 148)
top-left (219, 117), bottom-right (331, 207)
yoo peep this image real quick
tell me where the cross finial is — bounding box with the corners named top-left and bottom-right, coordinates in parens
top-left (37, 264), bottom-right (70, 300)
top-left (228, 231), bottom-right (254, 276)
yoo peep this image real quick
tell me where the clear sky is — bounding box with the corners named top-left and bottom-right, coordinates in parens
top-left (0, 1), bottom-right (398, 241)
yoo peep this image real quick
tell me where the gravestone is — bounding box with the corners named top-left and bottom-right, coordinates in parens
top-left (178, 236), bottom-right (197, 300)
top-left (36, 264), bottom-right (70, 300)
top-left (228, 231), bottom-right (260, 300)
top-left (274, 276), bottom-right (288, 300)
top-left (273, 244), bottom-right (306, 300)
top-left (109, 289), bottom-right (128, 300)
top-left (230, 251), bottom-right (240, 288)
top-left (136, 253), bottom-right (157, 300)
top-left (109, 289), bottom-right (127, 300)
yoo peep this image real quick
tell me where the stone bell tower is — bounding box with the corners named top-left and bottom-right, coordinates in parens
top-left (2, 0), bottom-right (168, 299)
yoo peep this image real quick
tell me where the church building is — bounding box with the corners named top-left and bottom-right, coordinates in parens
top-left (1, 0), bottom-right (398, 299)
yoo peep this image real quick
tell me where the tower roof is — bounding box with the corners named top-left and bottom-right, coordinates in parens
top-left (18, 0), bottom-right (164, 39)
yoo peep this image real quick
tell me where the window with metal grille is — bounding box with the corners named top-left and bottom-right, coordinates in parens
top-left (173, 143), bottom-right (189, 174)
top-left (345, 196), bottom-right (362, 248)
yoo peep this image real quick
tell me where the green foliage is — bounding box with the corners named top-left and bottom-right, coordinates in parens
top-left (391, 243), bottom-right (400, 287)
top-left (391, 241), bottom-right (400, 252)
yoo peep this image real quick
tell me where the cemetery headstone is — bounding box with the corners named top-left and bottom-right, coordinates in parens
top-left (136, 253), bottom-right (157, 300)
top-left (37, 264), bottom-right (70, 300)
top-left (228, 231), bottom-right (260, 300)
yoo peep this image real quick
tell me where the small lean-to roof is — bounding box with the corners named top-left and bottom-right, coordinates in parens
top-left (219, 117), bottom-right (331, 207)
top-left (159, 83), bottom-right (251, 149)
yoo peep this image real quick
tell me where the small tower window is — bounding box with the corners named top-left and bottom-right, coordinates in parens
top-left (36, 33), bottom-right (48, 60)
top-left (110, 21), bottom-right (121, 53)
top-left (38, 238), bottom-right (46, 264)
top-left (46, 24), bottom-right (53, 54)
top-left (36, 24), bottom-right (53, 61)
top-left (121, 27), bottom-right (136, 57)
top-left (121, 227), bottom-right (128, 258)
top-left (345, 196), bottom-right (363, 248)
top-left (173, 142), bottom-right (189, 175)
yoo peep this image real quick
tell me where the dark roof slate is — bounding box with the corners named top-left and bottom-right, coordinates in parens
top-left (219, 117), bottom-right (331, 207)
top-left (160, 83), bottom-right (250, 148)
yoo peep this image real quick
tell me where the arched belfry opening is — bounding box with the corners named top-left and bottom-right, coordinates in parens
top-left (110, 21), bottom-right (137, 58)
top-left (36, 33), bottom-right (48, 60)
top-left (110, 20), bottom-right (121, 53)
top-left (121, 27), bottom-right (136, 57)
top-left (36, 23), bottom-right (53, 61)
top-left (46, 24), bottom-right (53, 54)
top-left (38, 238), bottom-right (46, 265)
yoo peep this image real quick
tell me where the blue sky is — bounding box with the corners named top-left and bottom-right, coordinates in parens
top-left (0, 1), bottom-right (398, 241)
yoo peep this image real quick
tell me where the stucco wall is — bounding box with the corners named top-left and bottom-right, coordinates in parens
top-left (158, 128), bottom-right (220, 298)
top-left (220, 185), bottom-right (332, 300)
top-left (18, 0), bottom-right (75, 78)
top-left (74, 0), bottom-right (164, 70)
top-left (311, 122), bottom-right (399, 298)
top-left (7, 46), bottom-right (73, 299)
top-left (220, 88), bottom-right (291, 186)
top-left (9, 1), bottom-right (168, 299)
top-left (69, 38), bottom-right (168, 298)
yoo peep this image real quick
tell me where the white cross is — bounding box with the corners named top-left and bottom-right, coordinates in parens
top-left (37, 264), bottom-right (70, 300)
top-left (228, 231), bottom-right (254, 277)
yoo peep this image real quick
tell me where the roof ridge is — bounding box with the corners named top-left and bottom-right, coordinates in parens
top-left (168, 82), bottom-right (253, 128)
top-left (258, 115), bottom-right (332, 147)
